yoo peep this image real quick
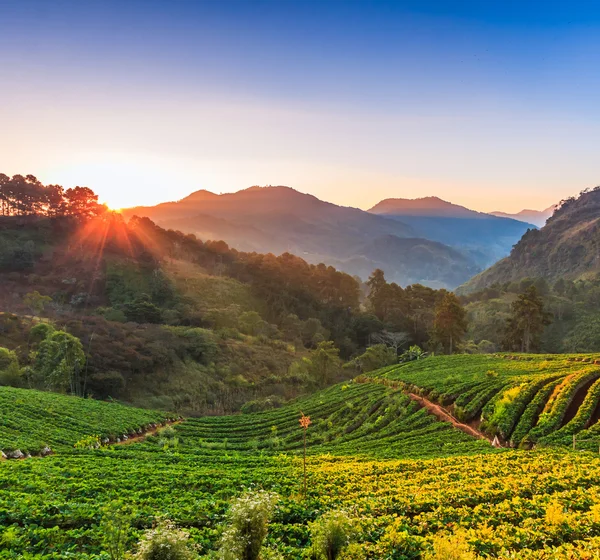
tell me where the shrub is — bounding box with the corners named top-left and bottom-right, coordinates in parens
top-left (100, 501), bottom-right (133, 560)
top-left (309, 510), bottom-right (354, 560)
top-left (218, 490), bottom-right (279, 560)
top-left (133, 519), bottom-right (196, 560)
top-left (423, 531), bottom-right (476, 560)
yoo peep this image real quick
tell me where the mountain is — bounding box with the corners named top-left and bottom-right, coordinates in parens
top-left (123, 186), bottom-right (482, 288)
top-left (327, 235), bottom-right (481, 289)
top-left (368, 196), bottom-right (535, 267)
top-left (490, 205), bottom-right (556, 227)
top-left (458, 188), bottom-right (600, 294)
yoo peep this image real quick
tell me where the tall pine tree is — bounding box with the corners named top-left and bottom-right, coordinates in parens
top-left (503, 286), bottom-right (552, 353)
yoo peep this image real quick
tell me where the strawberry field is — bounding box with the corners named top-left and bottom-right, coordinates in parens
top-left (4, 355), bottom-right (600, 557)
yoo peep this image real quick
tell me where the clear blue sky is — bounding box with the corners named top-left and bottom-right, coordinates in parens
top-left (1, 0), bottom-right (599, 211)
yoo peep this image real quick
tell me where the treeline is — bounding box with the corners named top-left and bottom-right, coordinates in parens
top-left (460, 276), bottom-right (600, 353)
top-left (0, 174), bottom-right (106, 218)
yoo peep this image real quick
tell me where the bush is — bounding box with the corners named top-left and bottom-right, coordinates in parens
top-left (218, 490), bottom-right (279, 560)
top-left (100, 501), bottom-right (133, 560)
top-left (309, 510), bottom-right (354, 560)
top-left (0, 348), bottom-right (22, 387)
top-left (423, 531), bottom-right (476, 560)
top-left (133, 519), bottom-right (196, 560)
top-left (241, 396), bottom-right (285, 414)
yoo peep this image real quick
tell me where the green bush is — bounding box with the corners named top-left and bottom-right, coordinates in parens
top-left (218, 490), bottom-right (279, 560)
top-left (309, 510), bottom-right (354, 560)
top-left (133, 519), bottom-right (196, 560)
top-left (100, 501), bottom-right (133, 560)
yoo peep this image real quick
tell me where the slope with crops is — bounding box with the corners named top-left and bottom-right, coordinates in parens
top-left (4, 374), bottom-right (600, 557)
top-left (374, 353), bottom-right (600, 449)
top-left (0, 386), bottom-right (172, 456)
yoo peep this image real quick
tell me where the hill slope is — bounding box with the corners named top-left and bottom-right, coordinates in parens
top-left (0, 386), bottom-right (169, 455)
top-left (5, 361), bottom-right (600, 557)
top-left (459, 188), bottom-right (600, 293)
top-left (122, 186), bottom-right (483, 288)
top-left (379, 354), bottom-right (600, 449)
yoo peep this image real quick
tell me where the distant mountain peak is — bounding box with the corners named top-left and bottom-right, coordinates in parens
top-left (180, 189), bottom-right (219, 202)
top-left (490, 205), bottom-right (556, 227)
top-left (369, 196), bottom-right (483, 218)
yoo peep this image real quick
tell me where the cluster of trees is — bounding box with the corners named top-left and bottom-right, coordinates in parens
top-left (0, 320), bottom-right (85, 394)
top-left (0, 174), bottom-right (106, 218)
top-left (365, 269), bottom-right (468, 355)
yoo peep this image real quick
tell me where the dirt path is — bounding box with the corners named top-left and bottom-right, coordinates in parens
top-left (112, 420), bottom-right (183, 446)
top-left (406, 392), bottom-right (491, 442)
top-left (356, 375), bottom-right (493, 443)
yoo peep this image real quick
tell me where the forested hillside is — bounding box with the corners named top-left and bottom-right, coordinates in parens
top-left (0, 174), bottom-right (463, 414)
top-left (459, 187), bottom-right (600, 293)
top-left (122, 186), bottom-right (527, 288)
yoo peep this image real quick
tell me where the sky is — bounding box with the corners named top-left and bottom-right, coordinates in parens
top-left (1, 0), bottom-right (599, 212)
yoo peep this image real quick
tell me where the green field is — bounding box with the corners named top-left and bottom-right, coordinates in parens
top-left (378, 354), bottom-right (600, 449)
top-left (0, 387), bottom-right (171, 455)
top-left (4, 355), bottom-right (600, 558)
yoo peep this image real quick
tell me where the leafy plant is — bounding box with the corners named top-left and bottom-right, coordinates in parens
top-left (218, 490), bottom-right (279, 560)
top-left (309, 510), bottom-right (354, 560)
top-left (133, 519), bottom-right (196, 560)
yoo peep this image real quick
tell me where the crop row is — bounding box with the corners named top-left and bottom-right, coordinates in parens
top-left (0, 386), bottom-right (170, 455)
top-left (2, 445), bottom-right (600, 557)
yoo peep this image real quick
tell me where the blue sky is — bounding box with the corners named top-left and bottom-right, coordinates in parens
top-left (1, 0), bottom-right (599, 210)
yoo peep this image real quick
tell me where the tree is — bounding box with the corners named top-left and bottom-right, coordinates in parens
top-left (0, 347), bottom-right (21, 387)
top-left (366, 269), bottom-right (388, 320)
top-left (503, 286), bottom-right (552, 353)
top-left (371, 330), bottom-right (410, 354)
top-left (33, 330), bottom-right (85, 392)
top-left (64, 186), bottom-right (106, 218)
top-left (348, 344), bottom-right (396, 373)
top-left (307, 341), bottom-right (342, 387)
top-left (430, 292), bottom-right (467, 354)
top-left (123, 295), bottom-right (163, 324)
top-left (23, 291), bottom-right (52, 317)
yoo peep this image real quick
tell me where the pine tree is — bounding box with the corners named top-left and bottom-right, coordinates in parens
top-left (503, 286), bottom-right (552, 353)
top-left (431, 292), bottom-right (467, 354)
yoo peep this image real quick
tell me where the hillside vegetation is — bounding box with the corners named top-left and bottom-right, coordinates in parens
top-left (380, 354), bottom-right (600, 449)
top-left (459, 187), bottom-right (600, 293)
top-left (3, 369), bottom-right (600, 557)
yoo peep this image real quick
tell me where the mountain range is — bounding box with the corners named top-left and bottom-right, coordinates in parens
top-left (122, 187), bottom-right (535, 289)
top-left (458, 188), bottom-right (600, 293)
top-left (490, 205), bottom-right (556, 227)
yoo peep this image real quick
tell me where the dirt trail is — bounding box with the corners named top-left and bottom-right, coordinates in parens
top-left (406, 392), bottom-right (491, 442)
top-left (355, 375), bottom-right (493, 443)
top-left (112, 420), bottom-right (183, 446)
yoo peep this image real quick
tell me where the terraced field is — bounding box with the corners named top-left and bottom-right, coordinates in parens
top-left (178, 381), bottom-right (491, 459)
top-left (0, 386), bottom-right (171, 455)
top-left (378, 354), bottom-right (600, 449)
top-left (5, 355), bottom-right (600, 557)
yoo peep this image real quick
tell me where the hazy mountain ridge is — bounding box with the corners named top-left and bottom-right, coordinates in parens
top-left (490, 205), bottom-right (556, 227)
top-left (367, 195), bottom-right (535, 268)
top-left (123, 186), bottom-right (534, 289)
top-left (458, 188), bottom-right (600, 294)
